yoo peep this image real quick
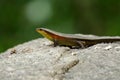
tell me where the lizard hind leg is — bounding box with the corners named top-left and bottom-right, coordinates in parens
top-left (77, 41), bottom-right (86, 49)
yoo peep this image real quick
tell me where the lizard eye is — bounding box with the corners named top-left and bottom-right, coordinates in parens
top-left (39, 28), bottom-right (42, 31)
top-left (36, 28), bottom-right (42, 31)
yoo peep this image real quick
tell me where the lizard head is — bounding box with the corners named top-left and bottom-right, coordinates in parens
top-left (36, 28), bottom-right (54, 41)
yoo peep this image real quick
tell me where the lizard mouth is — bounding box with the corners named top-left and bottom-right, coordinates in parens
top-left (36, 28), bottom-right (46, 36)
top-left (36, 28), bottom-right (53, 41)
top-left (36, 28), bottom-right (46, 35)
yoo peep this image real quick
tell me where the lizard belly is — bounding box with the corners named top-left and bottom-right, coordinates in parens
top-left (57, 39), bottom-right (81, 48)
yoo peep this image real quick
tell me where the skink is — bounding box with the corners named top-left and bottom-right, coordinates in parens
top-left (36, 28), bottom-right (120, 48)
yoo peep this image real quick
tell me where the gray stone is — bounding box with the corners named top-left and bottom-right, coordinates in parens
top-left (0, 37), bottom-right (120, 80)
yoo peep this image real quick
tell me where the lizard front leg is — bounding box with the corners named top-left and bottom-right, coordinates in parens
top-left (53, 39), bottom-right (59, 47)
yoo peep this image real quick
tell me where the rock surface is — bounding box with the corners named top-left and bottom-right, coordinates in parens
top-left (0, 37), bottom-right (120, 80)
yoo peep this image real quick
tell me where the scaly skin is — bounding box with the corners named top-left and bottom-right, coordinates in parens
top-left (36, 28), bottom-right (120, 48)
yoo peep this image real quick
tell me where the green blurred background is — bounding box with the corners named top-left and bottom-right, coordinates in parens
top-left (0, 0), bottom-right (120, 52)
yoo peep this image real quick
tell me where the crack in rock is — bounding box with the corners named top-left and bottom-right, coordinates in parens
top-left (48, 58), bottom-right (79, 80)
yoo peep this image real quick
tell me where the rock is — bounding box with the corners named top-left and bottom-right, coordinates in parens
top-left (0, 38), bottom-right (120, 80)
